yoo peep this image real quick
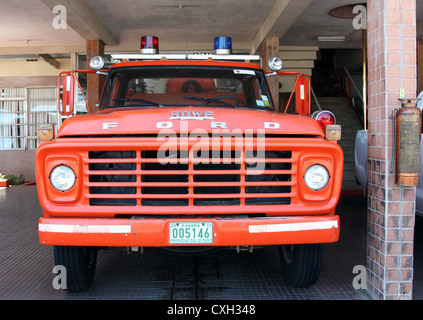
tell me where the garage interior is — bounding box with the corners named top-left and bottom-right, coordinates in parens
top-left (0, 0), bottom-right (423, 300)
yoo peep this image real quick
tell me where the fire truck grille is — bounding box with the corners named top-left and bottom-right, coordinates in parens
top-left (86, 149), bottom-right (294, 207)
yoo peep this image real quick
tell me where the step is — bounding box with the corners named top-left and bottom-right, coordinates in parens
top-left (313, 97), bottom-right (348, 104)
top-left (341, 127), bottom-right (361, 136)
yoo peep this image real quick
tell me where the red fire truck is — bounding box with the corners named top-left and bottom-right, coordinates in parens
top-left (36, 36), bottom-right (343, 292)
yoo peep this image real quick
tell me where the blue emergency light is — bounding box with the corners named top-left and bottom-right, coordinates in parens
top-left (214, 36), bottom-right (232, 54)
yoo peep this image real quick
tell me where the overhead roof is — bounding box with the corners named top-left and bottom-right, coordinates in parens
top-left (0, 0), bottom-right (422, 56)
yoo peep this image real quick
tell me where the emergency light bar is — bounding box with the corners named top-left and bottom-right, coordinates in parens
top-left (116, 35), bottom-right (260, 62)
top-left (111, 53), bottom-right (261, 62)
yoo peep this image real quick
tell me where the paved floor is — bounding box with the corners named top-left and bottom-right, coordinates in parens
top-left (0, 186), bottom-right (422, 300)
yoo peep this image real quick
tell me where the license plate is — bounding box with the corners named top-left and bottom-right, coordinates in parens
top-left (169, 222), bottom-right (213, 244)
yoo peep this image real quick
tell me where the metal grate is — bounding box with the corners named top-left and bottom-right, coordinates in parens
top-left (86, 148), bottom-right (294, 207)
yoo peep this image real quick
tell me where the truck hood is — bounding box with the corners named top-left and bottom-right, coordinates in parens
top-left (56, 107), bottom-right (325, 138)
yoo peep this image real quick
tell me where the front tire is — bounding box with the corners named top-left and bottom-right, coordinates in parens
top-left (279, 244), bottom-right (322, 287)
top-left (54, 246), bottom-right (97, 292)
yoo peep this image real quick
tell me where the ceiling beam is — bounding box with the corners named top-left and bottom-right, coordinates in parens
top-left (38, 53), bottom-right (60, 69)
top-left (40, 0), bottom-right (118, 45)
top-left (251, 0), bottom-right (312, 54)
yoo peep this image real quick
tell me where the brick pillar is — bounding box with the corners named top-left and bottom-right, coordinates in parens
top-left (262, 37), bottom-right (280, 112)
top-left (86, 39), bottom-right (105, 113)
top-left (367, 0), bottom-right (417, 300)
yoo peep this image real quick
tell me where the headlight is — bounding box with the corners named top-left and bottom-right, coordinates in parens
top-left (50, 165), bottom-right (76, 191)
top-left (304, 165), bottom-right (329, 191)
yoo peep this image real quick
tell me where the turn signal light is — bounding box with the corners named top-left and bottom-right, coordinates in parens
top-left (311, 110), bottom-right (341, 141)
top-left (325, 124), bottom-right (342, 141)
top-left (38, 124), bottom-right (55, 141)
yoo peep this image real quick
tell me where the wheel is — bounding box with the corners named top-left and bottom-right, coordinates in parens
top-left (279, 244), bottom-right (323, 287)
top-left (54, 246), bottom-right (97, 292)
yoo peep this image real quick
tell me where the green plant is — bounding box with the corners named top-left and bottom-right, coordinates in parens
top-left (0, 173), bottom-right (5, 180)
top-left (6, 174), bottom-right (25, 186)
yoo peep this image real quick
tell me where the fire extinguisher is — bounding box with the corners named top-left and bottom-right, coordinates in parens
top-left (394, 98), bottom-right (422, 186)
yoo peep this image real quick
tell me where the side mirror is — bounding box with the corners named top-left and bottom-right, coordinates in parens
top-left (294, 74), bottom-right (310, 116)
top-left (59, 74), bottom-right (75, 116)
top-left (268, 56), bottom-right (283, 71)
top-left (277, 71), bottom-right (311, 116)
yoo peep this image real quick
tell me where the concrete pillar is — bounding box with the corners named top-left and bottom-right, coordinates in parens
top-left (366, 0), bottom-right (417, 299)
top-left (261, 37), bottom-right (280, 112)
top-left (86, 39), bottom-right (105, 113)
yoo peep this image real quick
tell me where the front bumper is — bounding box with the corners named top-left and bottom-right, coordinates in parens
top-left (39, 215), bottom-right (340, 247)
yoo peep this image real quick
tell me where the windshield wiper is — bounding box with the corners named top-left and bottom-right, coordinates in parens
top-left (113, 97), bottom-right (163, 108)
top-left (184, 96), bottom-right (240, 108)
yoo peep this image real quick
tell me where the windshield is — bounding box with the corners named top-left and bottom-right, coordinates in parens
top-left (100, 65), bottom-right (274, 110)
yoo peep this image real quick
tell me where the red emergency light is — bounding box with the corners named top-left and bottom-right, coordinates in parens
top-left (141, 36), bottom-right (159, 54)
top-left (311, 110), bottom-right (336, 129)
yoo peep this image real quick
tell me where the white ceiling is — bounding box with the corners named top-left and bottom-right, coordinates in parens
top-left (0, 0), bottom-right (83, 47)
top-left (0, 0), bottom-right (422, 56)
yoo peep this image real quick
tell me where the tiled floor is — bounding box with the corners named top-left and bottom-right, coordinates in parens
top-left (0, 186), bottom-right (422, 300)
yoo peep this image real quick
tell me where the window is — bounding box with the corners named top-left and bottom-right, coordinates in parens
top-left (100, 66), bottom-right (274, 110)
top-left (0, 87), bottom-right (57, 150)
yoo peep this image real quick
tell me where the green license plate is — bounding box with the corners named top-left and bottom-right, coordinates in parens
top-left (169, 222), bottom-right (213, 244)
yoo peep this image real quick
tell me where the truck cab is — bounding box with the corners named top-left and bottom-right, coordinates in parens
top-left (36, 37), bottom-right (343, 291)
